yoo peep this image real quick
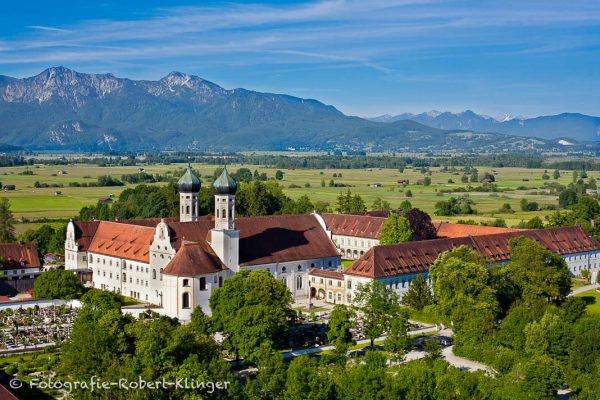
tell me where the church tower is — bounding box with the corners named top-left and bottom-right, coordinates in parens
top-left (210, 167), bottom-right (239, 271)
top-left (177, 164), bottom-right (201, 222)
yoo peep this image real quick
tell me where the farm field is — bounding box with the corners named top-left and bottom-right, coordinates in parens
top-left (0, 162), bottom-right (591, 228)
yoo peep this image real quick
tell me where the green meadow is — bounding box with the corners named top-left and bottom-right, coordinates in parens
top-left (575, 289), bottom-right (600, 316)
top-left (0, 162), bottom-right (590, 232)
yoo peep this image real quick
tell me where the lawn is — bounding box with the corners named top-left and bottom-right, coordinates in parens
top-left (404, 306), bottom-right (443, 325)
top-left (574, 289), bottom-right (600, 316)
top-left (0, 161), bottom-right (584, 227)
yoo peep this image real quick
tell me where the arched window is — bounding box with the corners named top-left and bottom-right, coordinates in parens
top-left (216, 209), bottom-right (219, 218)
top-left (160, 268), bottom-right (163, 281)
top-left (296, 276), bottom-right (303, 290)
top-left (153, 269), bottom-right (156, 279)
top-left (182, 292), bottom-right (190, 309)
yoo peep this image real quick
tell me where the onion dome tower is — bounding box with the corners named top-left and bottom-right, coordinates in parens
top-left (178, 164), bottom-right (201, 222)
top-left (212, 166), bottom-right (237, 230)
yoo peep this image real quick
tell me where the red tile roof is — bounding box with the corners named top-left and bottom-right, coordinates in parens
top-left (167, 214), bottom-right (340, 267)
top-left (321, 213), bottom-right (387, 239)
top-left (115, 217), bottom-right (179, 227)
top-left (162, 241), bottom-right (225, 276)
top-left (235, 214), bottom-right (340, 266)
top-left (346, 226), bottom-right (600, 278)
top-left (434, 221), bottom-right (523, 238)
top-left (72, 220), bottom-right (100, 251)
top-left (0, 242), bottom-right (41, 269)
top-left (309, 268), bottom-right (344, 280)
top-left (78, 214), bottom-right (339, 267)
top-left (88, 222), bottom-right (154, 263)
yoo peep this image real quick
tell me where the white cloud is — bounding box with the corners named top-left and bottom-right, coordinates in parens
top-left (1, 0), bottom-right (599, 75)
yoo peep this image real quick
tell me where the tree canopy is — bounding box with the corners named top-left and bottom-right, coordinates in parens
top-left (353, 281), bottom-right (399, 349)
top-left (378, 213), bottom-right (412, 244)
top-left (401, 274), bottom-right (433, 310)
top-left (0, 198), bottom-right (16, 243)
top-left (506, 236), bottom-right (571, 306)
top-left (210, 270), bottom-right (293, 361)
top-left (32, 268), bottom-right (85, 299)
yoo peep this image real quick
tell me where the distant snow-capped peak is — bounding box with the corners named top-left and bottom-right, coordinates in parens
top-left (495, 113), bottom-right (525, 122)
top-left (425, 110), bottom-right (442, 118)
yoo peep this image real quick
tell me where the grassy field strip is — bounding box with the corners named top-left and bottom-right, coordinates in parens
top-left (0, 163), bottom-right (583, 224)
top-left (574, 289), bottom-right (600, 315)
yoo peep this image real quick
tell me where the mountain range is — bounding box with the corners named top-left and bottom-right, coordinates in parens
top-left (0, 67), bottom-right (596, 152)
top-left (369, 111), bottom-right (600, 142)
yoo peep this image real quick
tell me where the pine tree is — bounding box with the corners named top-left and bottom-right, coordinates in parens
top-left (0, 198), bottom-right (16, 243)
top-left (401, 274), bottom-right (433, 310)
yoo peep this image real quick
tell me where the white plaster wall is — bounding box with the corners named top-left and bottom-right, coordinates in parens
top-left (332, 234), bottom-right (379, 259)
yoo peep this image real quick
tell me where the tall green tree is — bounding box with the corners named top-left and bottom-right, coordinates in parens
top-left (327, 305), bottom-right (355, 357)
top-left (210, 270), bottom-right (293, 363)
top-left (429, 246), bottom-right (498, 332)
top-left (399, 200), bottom-right (412, 212)
top-left (524, 311), bottom-right (570, 360)
top-left (353, 281), bottom-right (399, 349)
top-left (384, 310), bottom-right (411, 364)
top-left (284, 355), bottom-right (335, 400)
top-left (0, 198), bottom-right (16, 243)
top-left (247, 344), bottom-right (286, 400)
top-left (32, 268), bottom-right (84, 299)
top-left (370, 197), bottom-right (391, 211)
top-left (553, 169), bottom-right (560, 179)
top-left (519, 355), bottom-right (564, 400)
top-left (401, 274), bottom-right (433, 310)
top-left (378, 213), bottom-right (412, 244)
top-left (506, 237), bottom-right (571, 306)
top-left (336, 189), bottom-right (366, 214)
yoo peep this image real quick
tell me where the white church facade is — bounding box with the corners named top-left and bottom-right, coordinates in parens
top-left (65, 166), bottom-right (341, 321)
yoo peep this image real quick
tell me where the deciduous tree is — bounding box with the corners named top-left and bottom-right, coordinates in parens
top-left (32, 268), bottom-right (84, 299)
top-left (401, 274), bottom-right (433, 310)
top-left (378, 213), bottom-right (412, 244)
top-left (506, 236), bottom-right (571, 306)
top-left (327, 305), bottom-right (355, 356)
top-left (210, 270), bottom-right (293, 363)
top-left (353, 281), bottom-right (399, 349)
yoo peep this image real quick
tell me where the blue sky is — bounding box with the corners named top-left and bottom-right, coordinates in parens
top-left (1, 0), bottom-right (599, 117)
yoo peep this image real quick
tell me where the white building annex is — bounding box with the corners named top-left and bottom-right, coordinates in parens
top-left (65, 166), bottom-right (341, 321)
top-left (311, 225), bottom-right (600, 305)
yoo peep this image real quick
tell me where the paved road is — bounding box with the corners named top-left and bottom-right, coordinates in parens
top-left (281, 325), bottom-right (439, 359)
top-left (569, 283), bottom-right (599, 297)
top-left (441, 346), bottom-right (495, 375)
